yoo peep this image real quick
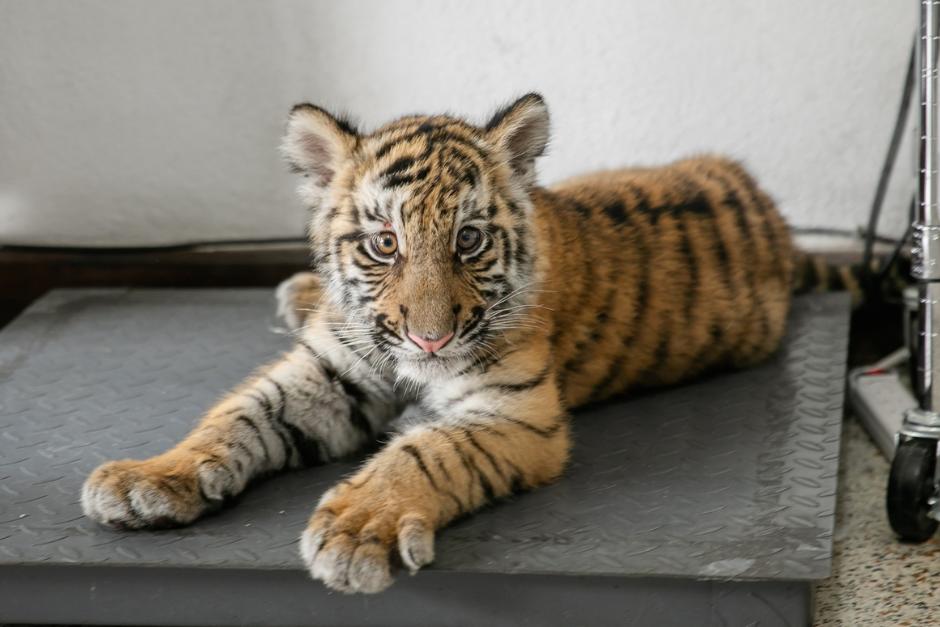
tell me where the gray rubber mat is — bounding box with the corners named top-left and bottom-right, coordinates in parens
top-left (0, 289), bottom-right (850, 626)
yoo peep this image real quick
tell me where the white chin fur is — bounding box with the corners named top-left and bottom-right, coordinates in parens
top-left (394, 352), bottom-right (470, 382)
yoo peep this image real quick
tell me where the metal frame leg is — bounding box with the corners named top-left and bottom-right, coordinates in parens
top-left (904, 0), bottom-right (940, 430)
top-left (887, 0), bottom-right (940, 541)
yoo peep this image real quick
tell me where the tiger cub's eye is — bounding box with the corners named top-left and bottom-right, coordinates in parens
top-left (370, 231), bottom-right (398, 257)
top-left (456, 226), bottom-right (483, 253)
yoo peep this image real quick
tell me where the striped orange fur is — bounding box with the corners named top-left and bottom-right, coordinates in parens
top-left (82, 94), bottom-right (796, 593)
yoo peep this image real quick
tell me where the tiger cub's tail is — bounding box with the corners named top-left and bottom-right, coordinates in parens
top-left (791, 249), bottom-right (909, 306)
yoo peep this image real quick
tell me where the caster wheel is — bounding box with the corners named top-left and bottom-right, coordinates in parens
top-left (887, 436), bottom-right (939, 542)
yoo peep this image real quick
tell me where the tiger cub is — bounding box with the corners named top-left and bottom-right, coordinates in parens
top-left (81, 94), bottom-right (793, 593)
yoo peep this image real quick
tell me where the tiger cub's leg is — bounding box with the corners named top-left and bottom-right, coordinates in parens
top-left (300, 345), bottom-right (570, 593)
top-left (275, 271), bottom-right (323, 331)
top-left (81, 341), bottom-right (392, 529)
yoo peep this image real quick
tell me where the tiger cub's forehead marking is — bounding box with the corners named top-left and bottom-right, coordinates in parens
top-left (352, 145), bottom-right (491, 249)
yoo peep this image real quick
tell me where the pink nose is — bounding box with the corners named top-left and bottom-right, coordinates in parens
top-left (407, 330), bottom-right (454, 353)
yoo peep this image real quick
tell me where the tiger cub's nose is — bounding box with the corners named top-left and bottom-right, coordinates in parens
top-left (406, 330), bottom-right (455, 354)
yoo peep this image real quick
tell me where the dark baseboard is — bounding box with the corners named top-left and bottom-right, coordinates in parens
top-left (0, 243), bottom-right (311, 329)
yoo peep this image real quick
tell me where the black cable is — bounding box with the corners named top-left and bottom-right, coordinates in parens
top-left (877, 195), bottom-right (916, 284)
top-left (862, 41), bottom-right (916, 285)
top-left (790, 226), bottom-right (903, 245)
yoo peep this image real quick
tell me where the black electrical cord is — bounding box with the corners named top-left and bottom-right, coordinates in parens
top-left (861, 41), bottom-right (917, 287)
top-left (790, 226), bottom-right (903, 245)
top-left (877, 195), bottom-right (916, 284)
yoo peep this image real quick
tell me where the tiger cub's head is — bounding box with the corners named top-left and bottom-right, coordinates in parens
top-left (282, 94), bottom-right (549, 380)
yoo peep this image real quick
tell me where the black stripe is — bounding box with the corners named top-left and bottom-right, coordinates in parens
top-left (488, 365), bottom-right (550, 393)
top-left (466, 409), bottom-right (563, 439)
top-left (675, 220), bottom-right (699, 321)
top-left (379, 156), bottom-right (415, 179)
top-left (559, 211), bottom-right (598, 371)
top-left (246, 390), bottom-right (295, 468)
top-left (589, 203), bottom-right (651, 400)
top-left (348, 407), bottom-right (374, 440)
top-left (493, 225), bottom-right (513, 279)
top-left (458, 306), bottom-right (485, 339)
top-left (512, 223), bottom-right (530, 269)
top-left (327, 353), bottom-right (382, 397)
top-left (603, 199), bottom-right (628, 225)
top-left (563, 287), bottom-right (615, 375)
top-left (462, 429), bottom-right (509, 486)
top-left (433, 452), bottom-right (453, 482)
top-left (726, 190), bottom-right (771, 342)
top-left (670, 193), bottom-right (713, 219)
top-left (283, 422), bottom-right (321, 466)
top-left (196, 458), bottom-right (234, 501)
top-left (230, 440), bottom-right (255, 466)
top-left (639, 334), bottom-right (670, 386)
top-left (267, 378), bottom-right (323, 467)
top-left (454, 343), bottom-right (510, 377)
top-left (568, 198), bottom-right (592, 218)
top-left (384, 165), bottom-right (431, 188)
top-left (726, 163), bottom-right (788, 280)
top-left (460, 421), bottom-right (507, 437)
top-left (402, 444), bottom-right (441, 491)
top-left (448, 365), bottom-right (550, 405)
top-left (588, 355), bottom-right (625, 401)
top-left (475, 257), bottom-right (500, 273)
top-left (374, 126), bottom-right (490, 166)
top-left (400, 444), bottom-right (465, 513)
top-left (297, 339), bottom-right (319, 359)
top-left (122, 497), bottom-right (148, 527)
top-left (431, 427), bottom-right (494, 502)
top-left (703, 170), bottom-right (771, 356)
top-left (701, 206), bottom-right (737, 365)
top-left (626, 183), bottom-right (653, 220)
top-left (440, 143), bottom-right (484, 186)
top-left (336, 231), bottom-right (363, 245)
top-left (155, 477), bottom-right (184, 498)
top-left (235, 415), bottom-right (270, 460)
top-left (690, 321), bottom-right (729, 375)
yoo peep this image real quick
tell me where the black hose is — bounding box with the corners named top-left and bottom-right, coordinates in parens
top-left (862, 41), bottom-right (917, 287)
top-left (877, 195), bottom-right (916, 284)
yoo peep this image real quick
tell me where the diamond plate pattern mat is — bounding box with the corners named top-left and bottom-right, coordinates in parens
top-left (0, 289), bottom-right (848, 589)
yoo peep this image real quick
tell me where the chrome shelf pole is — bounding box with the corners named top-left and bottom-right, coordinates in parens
top-left (903, 0), bottom-right (940, 438)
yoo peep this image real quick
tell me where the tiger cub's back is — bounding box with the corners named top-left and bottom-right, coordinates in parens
top-left (536, 155), bottom-right (794, 407)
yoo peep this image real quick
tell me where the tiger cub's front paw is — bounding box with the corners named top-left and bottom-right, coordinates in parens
top-left (81, 453), bottom-right (232, 529)
top-left (299, 480), bottom-right (436, 594)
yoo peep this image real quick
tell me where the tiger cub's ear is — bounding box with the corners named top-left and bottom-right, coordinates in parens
top-left (281, 104), bottom-right (359, 188)
top-left (484, 93), bottom-right (550, 187)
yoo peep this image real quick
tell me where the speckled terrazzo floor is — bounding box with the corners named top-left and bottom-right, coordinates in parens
top-left (814, 416), bottom-right (940, 626)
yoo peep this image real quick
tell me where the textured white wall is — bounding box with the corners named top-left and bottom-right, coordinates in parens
top-left (0, 0), bottom-right (915, 246)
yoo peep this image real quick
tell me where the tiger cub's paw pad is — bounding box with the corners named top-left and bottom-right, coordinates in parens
top-left (81, 457), bottom-right (226, 529)
top-left (300, 490), bottom-right (435, 594)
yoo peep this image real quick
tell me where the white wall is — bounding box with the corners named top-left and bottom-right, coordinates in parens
top-left (0, 0), bottom-right (916, 247)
